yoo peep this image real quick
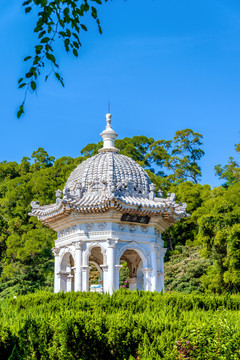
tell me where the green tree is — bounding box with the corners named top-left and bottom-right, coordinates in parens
top-left (0, 147), bottom-right (83, 295)
top-left (215, 141), bottom-right (240, 187)
top-left (147, 129), bottom-right (204, 184)
top-left (196, 183), bottom-right (240, 293)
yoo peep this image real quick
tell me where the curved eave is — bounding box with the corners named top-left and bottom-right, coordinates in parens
top-left (29, 196), bottom-right (187, 227)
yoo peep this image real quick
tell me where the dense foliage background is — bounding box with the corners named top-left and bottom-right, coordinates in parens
top-left (0, 130), bottom-right (239, 298)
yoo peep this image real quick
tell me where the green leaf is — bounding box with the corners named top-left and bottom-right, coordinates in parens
top-left (91, 7), bottom-right (97, 19)
top-left (26, 72), bottom-right (33, 78)
top-left (38, 30), bottom-right (46, 39)
top-left (17, 105), bottom-right (24, 119)
top-left (46, 53), bottom-right (56, 63)
top-left (73, 48), bottom-right (78, 57)
top-left (35, 45), bottom-right (43, 53)
top-left (18, 83), bottom-right (27, 89)
top-left (80, 24), bottom-right (87, 31)
top-left (40, 37), bottom-right (50, 44)
top-left (18, 78), bottom-right (24, 84)
top-left (33, 56), bottom-right (41, 65)
top-left (24, 56), bottom-right (32, 62)
top-left (31, 81), bottom-right (37, 91)
top-left (23, 0), bottom-right (32, 5)
top-left (64, 38), bottom-right (70, 52)
top-left (73, 41), bottom-right (79, 49)
top-left (55, 72), bottom-right (61, 81)
top-left (25, 6), bottom-right (32, 13)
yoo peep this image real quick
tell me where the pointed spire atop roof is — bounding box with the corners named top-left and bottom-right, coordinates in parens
top-left (99, 113), bottom-right (120, 153)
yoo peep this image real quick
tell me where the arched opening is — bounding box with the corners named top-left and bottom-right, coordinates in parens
top-left (88, 247), bottom-right (103, 293)
top-left (120, 249), bottom-right (144, 291)
top-left (60, 252), bottom-right (75, 292)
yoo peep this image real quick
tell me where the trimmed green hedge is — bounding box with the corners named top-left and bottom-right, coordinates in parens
top-left (1, 291), bottom-right (240, 359)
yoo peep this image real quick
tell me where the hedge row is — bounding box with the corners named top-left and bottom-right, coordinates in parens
top-left (1, 291), bottom-right (240, 359)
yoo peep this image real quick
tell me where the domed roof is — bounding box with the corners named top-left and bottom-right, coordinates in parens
top-left (64, 114), bottom-right (152, 197)
top-left (29, 113), bottom-right (188, 226)
top-left (64, 151), bottom-right (152, 197)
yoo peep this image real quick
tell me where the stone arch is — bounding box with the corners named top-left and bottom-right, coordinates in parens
top-left (60, 252), bottom-right (74, 272)
top-left (116, 243), bottom-right (149, 291)
top-left (84, 242), bottom-right (107, 265)
top-left (116, 242), bottom-right (150, 268)
top-left (59, 251), bottom-right (75, 292)
top-left (59, 246), bottom-right (75, 267)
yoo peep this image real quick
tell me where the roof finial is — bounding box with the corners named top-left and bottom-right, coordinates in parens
top-left (106, 113), bottom-right (112, 129)
top-left (99, 112), bottom-right (120, 153)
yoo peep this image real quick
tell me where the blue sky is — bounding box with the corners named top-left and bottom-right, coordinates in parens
top-left (1, 0), bottom-right (240, 187)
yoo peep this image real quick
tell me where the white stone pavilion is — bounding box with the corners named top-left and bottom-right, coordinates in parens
top-left (30, 114), bottom-right (187, 294)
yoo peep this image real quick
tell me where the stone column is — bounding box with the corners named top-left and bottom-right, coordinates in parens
top-left (115, 265), bottom-right (122, 290)
top-left (142, 268), bottom-right (152, 291)
top-left (73, 241), bottom-right (83, 292)
top-left (151, 245), bottom-right (158, 292)
top-left (66, 274), bottom-right (73, 292)
top-left (136, 277), bottom-right (143, 291)
top-left (52, 247), bottom-right (60, 293)
top-left (158, 248), bottom-right (167, 292)
top-left (128, 278), bottom-right (137, 291)
top-left (100, 265), bottom-right (108, 293)
top-left (107, 238), bottom-right (117, 295)
top-left (81, 266), bottom-right (91, 292)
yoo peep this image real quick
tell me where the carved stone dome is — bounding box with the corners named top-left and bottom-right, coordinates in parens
top-left (64, 151), bottom-right (152, 197)
top-left (64, 113), bottom-right (152, 198)
top-left (29, 113), bottom-right (187, 225)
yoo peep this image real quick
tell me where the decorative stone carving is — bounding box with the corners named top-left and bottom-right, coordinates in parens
top-left (85, 223), bottom-right (94, 231)
top-left (149, 183), bottom-right (156, 200)
top-left (73, 241), bottom-right (83, 250)
top-left (154, 228), bottom-right (161, 238)
top-left (52, 247), bottom-right (60, 256)
top-left (31, 200), bottom-right (40, 209)
top-left (76, 181), bottom-right (83, 198)
top-left (118, 223), bottom-right (125, 231)
top-left (167, 193), bottom-right (176, 202)
top-left (141, 225), bottom-right (148, 233)
top-left (128, 224), bottom-right (137, 233)
top-left (55, 189), bottom-right (62, 204)
top-left (98, 222), bottom-right (106, 230)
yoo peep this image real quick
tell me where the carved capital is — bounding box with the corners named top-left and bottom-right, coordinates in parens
top-left (81, 266), bottom-right (91, 272)
top-left (73, 240), bottom-right (83, 250)
top-left (100, 264), bottom-right (108, 272)
top-left (159, 248), bottom-right (167, 257)
top-left (107, 237), bottom-right (118, 248)
top-left (140, 267), bottom-right (152, 274)
top-left (115, 265), bottom-right (123, 271)
top-left (52, 247), bottom-right (60, 256)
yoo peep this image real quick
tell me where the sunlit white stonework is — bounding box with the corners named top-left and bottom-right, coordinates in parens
top-left (30, 113), bottom-right (187, 294)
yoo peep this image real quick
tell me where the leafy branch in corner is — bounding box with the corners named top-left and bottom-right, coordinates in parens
top-left (18, 0), bottom-right (108, 118)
